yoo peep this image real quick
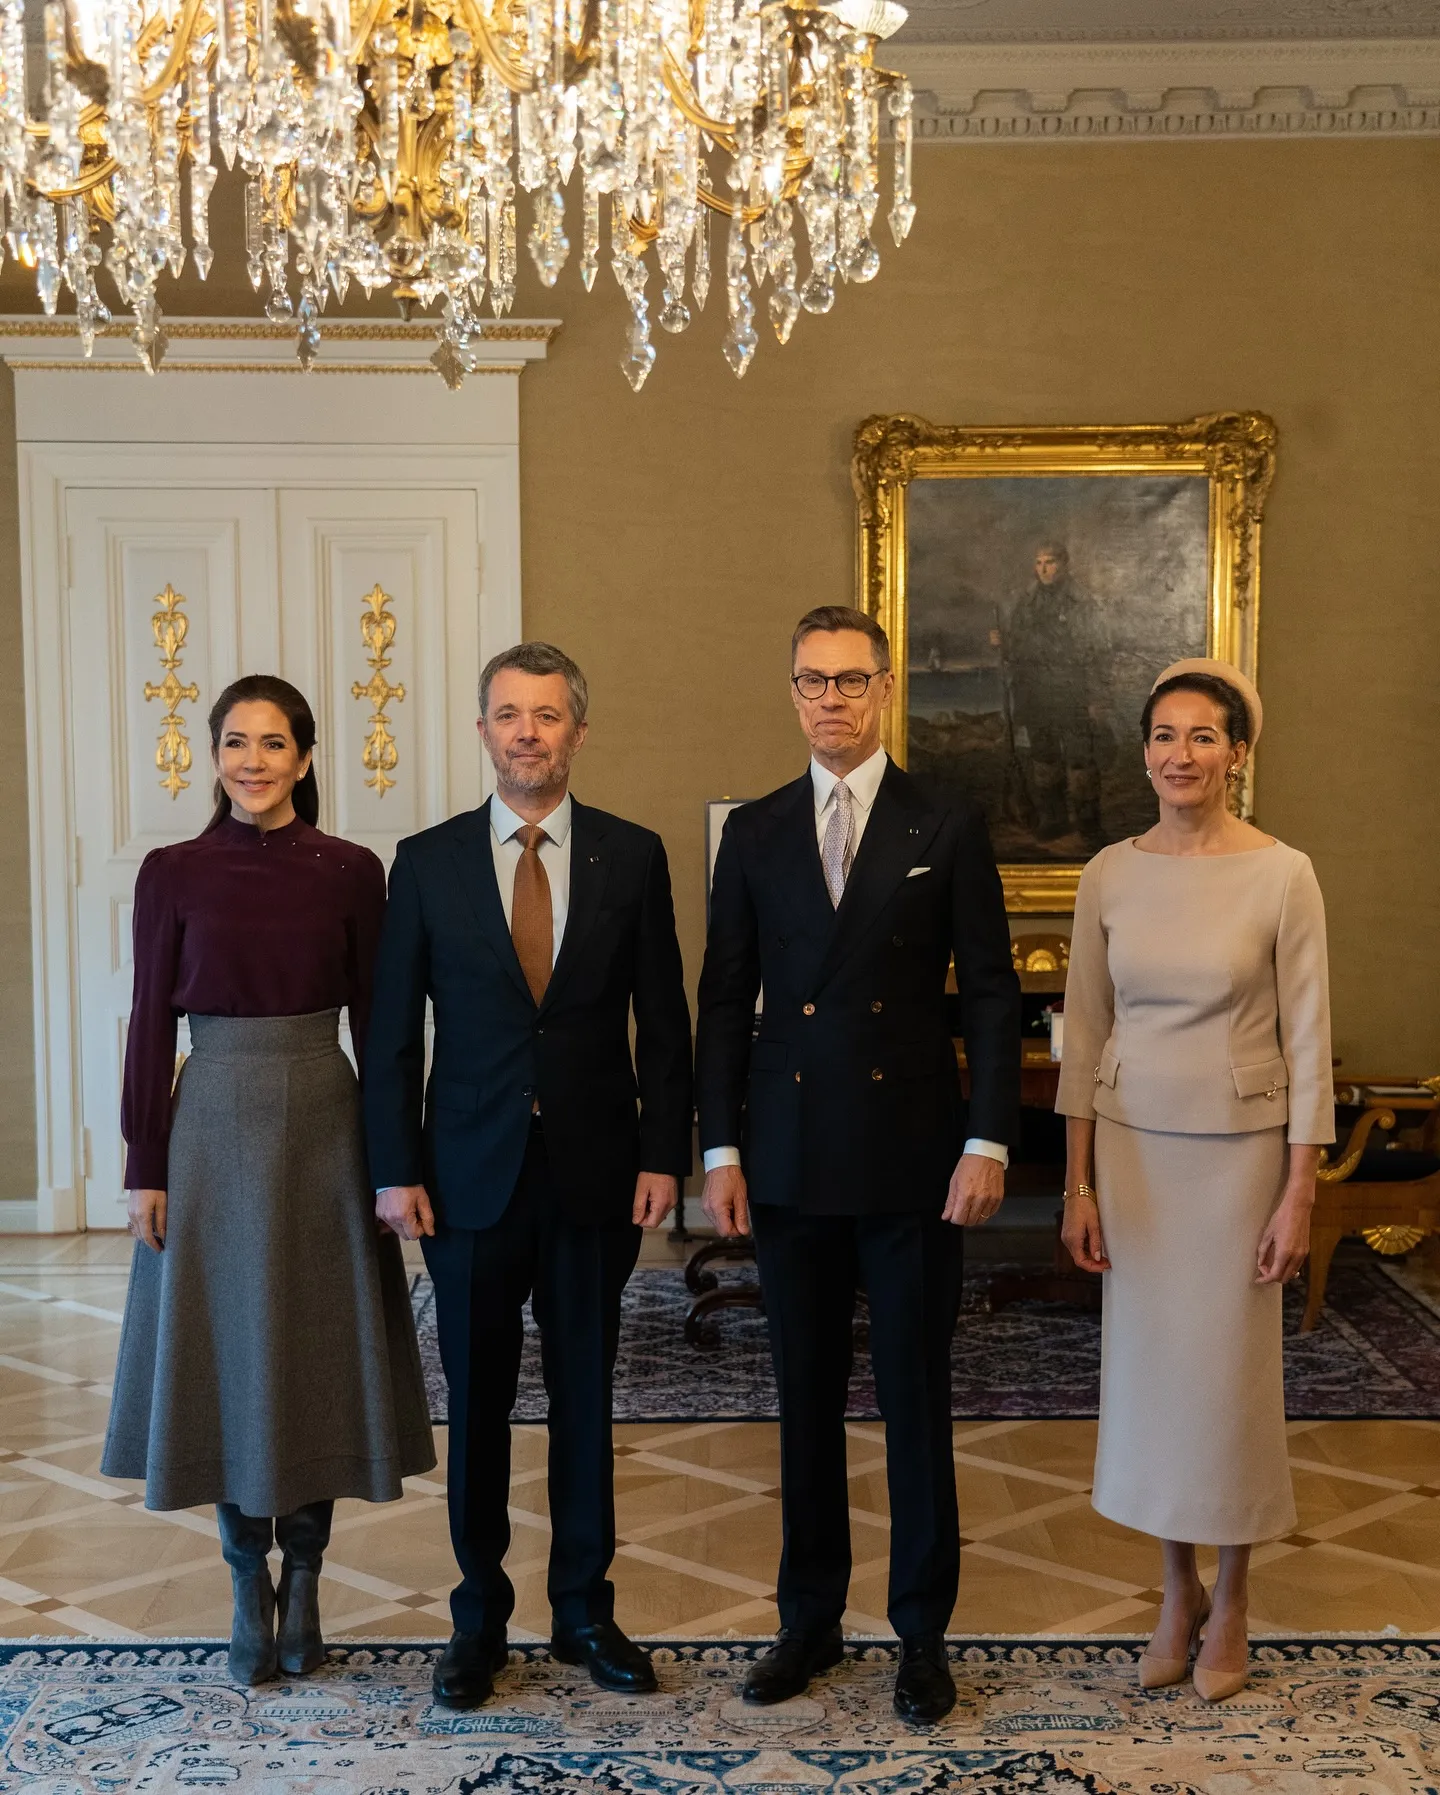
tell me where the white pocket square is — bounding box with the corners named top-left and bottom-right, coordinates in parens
top-left (907, 866), bottom-right (931, 878)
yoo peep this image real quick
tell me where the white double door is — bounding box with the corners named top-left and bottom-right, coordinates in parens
top-left (67, 477), bottom-right (486, 1229)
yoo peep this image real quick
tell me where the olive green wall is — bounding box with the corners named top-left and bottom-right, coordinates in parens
top-left (0, 137), bottom-right (1436, 1208)
top-left (511, 137), bottom-right (1440, 1080)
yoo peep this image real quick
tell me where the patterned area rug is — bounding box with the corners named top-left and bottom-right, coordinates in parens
top-left (3, 1637), bottom-right (1438, 1794)
top-left (412, 1251), bottom-right (1440, 1424)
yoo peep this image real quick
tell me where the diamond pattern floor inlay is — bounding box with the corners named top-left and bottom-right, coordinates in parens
top-left (0, 1234), bottom-right (1436, 1644)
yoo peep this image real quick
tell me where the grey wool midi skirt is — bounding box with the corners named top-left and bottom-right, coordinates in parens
top-left (102, 1011), bottom-right (435, 1514)
top-left (1091, 1117), bottom-right (1295, 1546)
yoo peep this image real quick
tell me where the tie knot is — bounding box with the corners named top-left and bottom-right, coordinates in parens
top-left (517, 823), bottom-right (547, 853)
top-left (833, 780), bottom-right (853, 811)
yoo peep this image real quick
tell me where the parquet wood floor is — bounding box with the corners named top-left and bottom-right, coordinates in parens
top-left (0, 1233), bottom-right (1435, 1642)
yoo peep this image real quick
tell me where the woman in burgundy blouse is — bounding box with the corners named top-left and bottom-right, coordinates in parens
top-left (102, 675), bottom-right (434, 1686)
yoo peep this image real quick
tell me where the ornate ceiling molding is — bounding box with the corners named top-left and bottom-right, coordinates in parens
top-left (0, 317), bottom-right (560, 372)
top-left (890, 37), bottom-right (1440, 138)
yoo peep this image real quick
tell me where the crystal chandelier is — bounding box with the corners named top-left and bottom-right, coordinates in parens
top-left (0, 0), bottom-right (915, 388)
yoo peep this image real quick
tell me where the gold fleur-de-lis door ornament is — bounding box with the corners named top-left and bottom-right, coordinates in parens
top-left (351, 584), bottom-right (406, 795)
top-left (143, 585), bottom-right (201, 797)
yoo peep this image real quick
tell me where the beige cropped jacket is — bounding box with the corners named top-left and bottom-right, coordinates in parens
top-left (1055, 838), bottom-right (1335, 1144)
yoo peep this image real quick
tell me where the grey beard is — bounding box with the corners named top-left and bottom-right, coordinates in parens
top-left (496, 752), bottom-right (569, 797)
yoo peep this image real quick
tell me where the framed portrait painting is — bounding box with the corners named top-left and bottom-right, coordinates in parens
top-left (853, 412), bottom-right (1276, 912)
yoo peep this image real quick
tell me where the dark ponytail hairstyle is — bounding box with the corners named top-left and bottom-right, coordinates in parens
top-left (203, 674), bottom-right (320, 834)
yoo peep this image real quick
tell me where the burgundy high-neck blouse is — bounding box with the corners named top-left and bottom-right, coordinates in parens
top-left (122, 816), bottom-right (387, 1190)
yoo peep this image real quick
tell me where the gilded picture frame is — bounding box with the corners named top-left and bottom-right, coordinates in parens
top-left (852, 412), bottom-right (1276, 913)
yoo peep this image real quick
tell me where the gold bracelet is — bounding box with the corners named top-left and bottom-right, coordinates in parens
top-left (1063, 1183), bottom-right (1096, 1203)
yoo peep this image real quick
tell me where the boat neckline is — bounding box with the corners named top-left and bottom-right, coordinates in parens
top-left (1126, 835), bottom-right (1281, 860)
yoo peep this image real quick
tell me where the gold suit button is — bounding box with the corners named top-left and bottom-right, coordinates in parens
top-left (794, 1071), bottom-right (802, 1083)
top-left (870, 1000), bottom-right (883, 1014)
top-left (1265, 1084), bottom-right (1279, 1100)
top-left (802, 1003), bottom-right (815, 1016)
top-left (1093, 1069), bottom-right (1102, 1084)
top-left (871, 1068), bottom-right (884, 1082)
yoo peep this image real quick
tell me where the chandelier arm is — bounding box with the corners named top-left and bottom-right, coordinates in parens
top-left (661, 48), bottom-right (736, 147)
top-left (454, 0), bottom-right (538, 93)
top-left (696, 178), bottom-right (766, 222)
top-left (30, 155), bottom-right (121, 200)
top-left (139, 0), bottom-right (210, 105)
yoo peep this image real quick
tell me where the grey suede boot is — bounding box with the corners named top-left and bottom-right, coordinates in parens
top-left (215, 1504), bottom-right (278, 1686)
top-left (275, 1500), bottom-right (333, 1676)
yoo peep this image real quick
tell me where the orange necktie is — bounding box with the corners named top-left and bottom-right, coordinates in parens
top-left (511, 824), bottom-right (553, 1005)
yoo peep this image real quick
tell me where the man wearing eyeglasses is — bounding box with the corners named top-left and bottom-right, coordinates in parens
top-left (695, 604), bottom-right (1021, 1722)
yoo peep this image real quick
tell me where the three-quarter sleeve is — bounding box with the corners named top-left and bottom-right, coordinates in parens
top-left (1275, 852), bottom-right (1335, 1145)
top-left (1055, 849), bottom-right (1115, 1120)
top-left (345, 847), bottom-right (388, 1080)
top-left (121, 849), bottom-right (183, 1190)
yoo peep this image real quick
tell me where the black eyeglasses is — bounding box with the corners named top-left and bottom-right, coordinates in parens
top-left (792, 671), bottom-right (881, 700)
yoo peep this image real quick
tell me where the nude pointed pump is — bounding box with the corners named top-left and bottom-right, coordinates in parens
top-left (1138, 1590), bottom-right (1212, 1691)
top-left (1192, 1657), bottom-right (1250, 1703)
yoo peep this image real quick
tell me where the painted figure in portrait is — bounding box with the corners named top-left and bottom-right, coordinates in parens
top-left (905, 475), bottom-right (1209, 863)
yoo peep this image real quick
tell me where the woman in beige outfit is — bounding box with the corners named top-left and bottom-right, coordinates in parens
top-left (1058, 658), bottom-right (1333, 1702)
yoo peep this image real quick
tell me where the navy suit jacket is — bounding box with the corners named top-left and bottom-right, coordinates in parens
top-left (694, 759), bottom-right (1021, 1214)
top-left (364, 797), bottom-right (693, 1230)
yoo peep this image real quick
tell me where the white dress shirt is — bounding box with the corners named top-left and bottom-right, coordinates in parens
top-left (490, 790), bottom-right (573, 952)
top-left (703, 747), bottom-right (1009, 1174)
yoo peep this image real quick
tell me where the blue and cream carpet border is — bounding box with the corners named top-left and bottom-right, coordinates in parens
top-left (4, 1636), bottom-right (1439, 1792)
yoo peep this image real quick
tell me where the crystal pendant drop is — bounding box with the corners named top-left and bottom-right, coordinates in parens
top-left (620, 319), bottom-right (656, 391)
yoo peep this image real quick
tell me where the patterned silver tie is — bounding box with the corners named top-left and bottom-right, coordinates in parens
top-left (820, 780), bottom-right (854, 909)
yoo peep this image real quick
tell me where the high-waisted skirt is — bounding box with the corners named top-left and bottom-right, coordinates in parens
top-left (1090, 1116), bottom-right (1295, 1546)
top-left (102, 1011), bottom-right (436, 1514)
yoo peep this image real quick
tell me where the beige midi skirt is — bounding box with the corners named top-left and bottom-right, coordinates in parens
top-left (1091, 1117), bottom-right (1295, 1545)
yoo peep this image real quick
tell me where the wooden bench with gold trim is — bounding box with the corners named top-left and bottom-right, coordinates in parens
top-left (1305, 1075), bottom-right (1440, 1332)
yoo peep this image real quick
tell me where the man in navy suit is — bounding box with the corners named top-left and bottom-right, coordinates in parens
top-left (696, 606), bottom-right (1021, 1721)
top-left (365, 642), bottom-right (692, 1708)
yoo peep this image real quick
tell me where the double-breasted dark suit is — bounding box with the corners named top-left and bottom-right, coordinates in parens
top-left (696, 758), bottom-right (1021, 1637)
top-left (366, 797), bottom-right (692, 1638)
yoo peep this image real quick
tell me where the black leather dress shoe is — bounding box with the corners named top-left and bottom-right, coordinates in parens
top-left (742, 1628), bottom-right (845, 1705)
top-left (894, 1633), bottom-right (956, 1723)
top-left (551, 1621), bottom-right (658, 1693)
top-left (432, 1630), bottom-right (509, 1709)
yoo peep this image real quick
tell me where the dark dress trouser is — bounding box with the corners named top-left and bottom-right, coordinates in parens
top-left (752, 1202), bottom-right (966, 1640)
top-left (420, 1118), bottom-right (642, 1637)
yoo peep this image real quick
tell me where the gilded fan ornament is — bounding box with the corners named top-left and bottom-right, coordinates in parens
top-left (0, 0), bottom-right (916, 387)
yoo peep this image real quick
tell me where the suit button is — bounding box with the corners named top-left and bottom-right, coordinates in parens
top-left (892, 934), bottom-right (904, 947)
top-left (871, 1068), bottom-right (884, 1081)
top-left (778, 936), bottom-right (788, 947)
top-left (870, 1000), bottom-right (883, 1014)
top-left (1093, 1069), bottom-right (1101, 1084)
top-left (522, 1086), bottom-right (534, 1099)
top-left (794, 1071), bottom-right (802, 1084)
top-left (802, 1003), bottom-right (815, 1016)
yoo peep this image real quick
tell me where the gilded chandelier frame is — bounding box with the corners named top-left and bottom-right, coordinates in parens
top-left (852, 411), bottom-right (1276, 914)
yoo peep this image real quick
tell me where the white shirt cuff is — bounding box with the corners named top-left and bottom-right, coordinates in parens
top-left (705, 1140), bottom-right (1008, 1172)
